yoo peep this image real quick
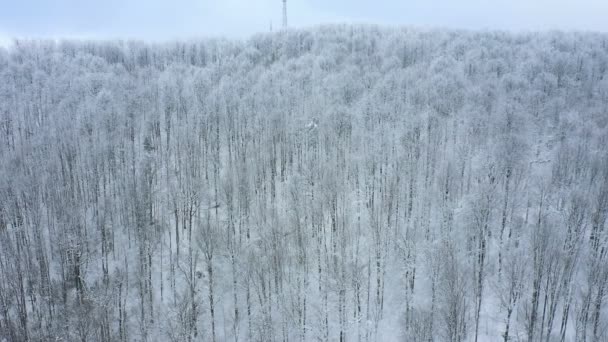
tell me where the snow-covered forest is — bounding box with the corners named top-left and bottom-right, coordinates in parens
top-left (1, 25), bottom-right (608, 341)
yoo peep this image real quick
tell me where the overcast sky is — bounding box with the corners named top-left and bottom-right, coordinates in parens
top-left (1, 0), bottom-right (607, 45)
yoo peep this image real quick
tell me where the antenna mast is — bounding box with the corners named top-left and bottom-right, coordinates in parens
top-left (282, 0), bottom-right (288, 28)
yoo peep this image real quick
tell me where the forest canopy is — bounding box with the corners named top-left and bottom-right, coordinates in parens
top-left (1, 25), bottom-right (608, 341)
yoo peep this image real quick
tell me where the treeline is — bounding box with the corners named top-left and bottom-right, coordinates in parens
top-left (0, 25), bottom-right (608, 341)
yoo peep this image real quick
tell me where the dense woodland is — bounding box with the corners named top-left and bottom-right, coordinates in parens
top-left (1, 25), bottom-right (608, 341)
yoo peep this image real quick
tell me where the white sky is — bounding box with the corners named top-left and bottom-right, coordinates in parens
top-left (0, 0), bottom-right (607, 45)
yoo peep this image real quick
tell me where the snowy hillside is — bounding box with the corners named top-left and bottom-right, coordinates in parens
top-left (1, 25), bottom-right (608, 341)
